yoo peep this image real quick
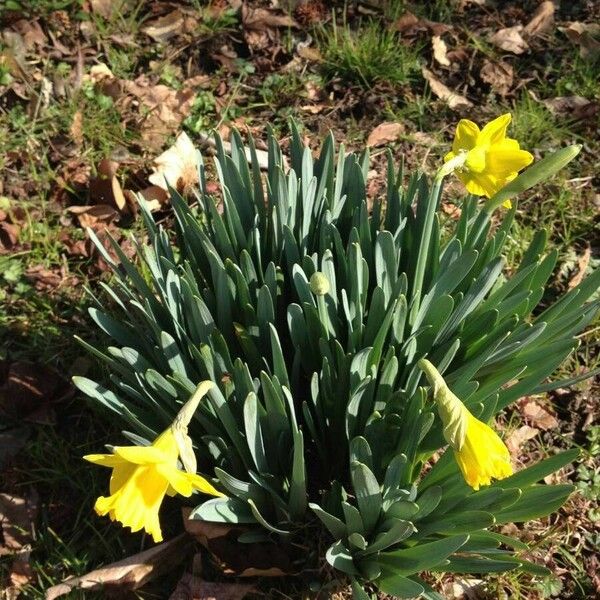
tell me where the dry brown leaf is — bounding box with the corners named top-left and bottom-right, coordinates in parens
top-left (562, 22), bottom-right (600, 60)
top-left (0, 362), bottom-right (67, 422)
top-left (183, 509), bottom-right (294, 577)
top-left (11, 19), bottom-right (47, 50)
top-left (432, 35), bottom-right (450, 66)
top-left (125, 186), bottom-right (168, 213)
top-left (489, 26), bottom-right (529, 55)
top-left (521, 400), bottom-right (559, 430)
top-left (88, 159), bottom-right (127, 212)
top-left (367, 122), bottom-right (405, 147)
top-left (524, 1), bottom-right (555, 37)
top-left (46, 534), bottom-right (192, 599)
top-left (0, 491), bottom-right (38, 553)
top-left (83, 63), bottom-right (114, 84)
top-left (69, 110), bottom-right (83, 146)
top-left (241, 6), bottom-right (299, 30)
top-left (506, 425), bottom-right (539, 455)
top-left (67, 204), bottom-right (120, 229)
top-left (1, 490), bottom-right (37, 598)
top-left (169, 573), bottom-right (253, 600)
top-left (422, 67), bottom-right (472, 109)
top-left (148, 131), bottom-right (198, 193)
top-left (394, 11), bottom-right (451, 37)
top-left (567, 245), bottom-right (592, 290)
top-left (88, 0), bottom-right (114, 18)
top-left (121, 78), bottom-right (196, 150)
top-left (543, 96), bottom-right (599, 120)
top-left (0, 222), bottom-right (19, 253)
top-left (480, 59), bottom-right (514, 96)
top-left (142, 10), bottom-right (186, 43)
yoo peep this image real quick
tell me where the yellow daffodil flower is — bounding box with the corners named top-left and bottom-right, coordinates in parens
top-left (84, 382), bottom-right (223, 542)
top-left (444, 113), bottom-right (533, 206)
top-left (418, 359), bottom-right (513, 490)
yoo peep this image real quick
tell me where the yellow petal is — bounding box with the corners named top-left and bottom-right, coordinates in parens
top-left (84, 453), bottom-right (125, 467)
top-left (187, 473), bottom-right (226, 497)
top-left (114, 445), bottom-right (170, 465)
top-left (109, 462), bottom-right (138, 495)
top-left (486, 146), bottom-right (533, 176)
top-left (454, 415), bottom-right (512, 490)
top-left (478, 113), bottom-right (512, 146)
top-left (464, 146), bottom-right (487, 173)
top-left (107, 465), bottom-right (169, 542)
top-left (452, 119), bottom-right (480, 153)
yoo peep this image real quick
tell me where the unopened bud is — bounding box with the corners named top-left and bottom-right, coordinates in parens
top-left (310, 272), bottom-right (330, 296)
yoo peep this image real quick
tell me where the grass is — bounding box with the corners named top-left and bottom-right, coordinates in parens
top-left (0, 1), bottom-right (599, 597)
top-left (318, 18), bottom-right (421, 88)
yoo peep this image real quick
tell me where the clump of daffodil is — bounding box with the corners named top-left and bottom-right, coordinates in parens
top-left (418, 359), bottom-right (513, 490)
top-left (442, 113), bottom-right (533, 206)
top-left (84, 381), bottom-right (223, 542)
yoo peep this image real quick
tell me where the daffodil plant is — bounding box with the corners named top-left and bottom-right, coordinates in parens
top-left (79, 116), bottom-right (598, 598)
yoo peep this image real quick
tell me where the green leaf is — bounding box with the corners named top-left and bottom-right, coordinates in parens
top-left (326, 541), bottom-right (358, 575)
top-left (493, 449), bottom-right (579, 489)
top-left (378, 534), bottom-right (469, 576)
top-left (495, 485), bottom-right (574, 523)
top-left (377, 575), bottom-right (424, 599)
top-left (351, 461), bottom-right (383, 533)
top-left (486, 145), bottom-right (581, 212)
top-left (309, 503), bottom-right (347, 539)
top-left (189, 497), bottom-right (257, 524)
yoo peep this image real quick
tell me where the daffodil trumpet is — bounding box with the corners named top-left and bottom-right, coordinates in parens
top-left (84, 381), bottom-right (223, 542)
top-left (418, 359), bottom-right (513, 490)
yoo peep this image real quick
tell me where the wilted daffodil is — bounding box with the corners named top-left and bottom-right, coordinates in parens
top-left (443, 113), bottom-right (533, 206)
top-left (84, 381), bottom-right (223, 542)
top-left (418, 359), bottom-right (513, 490)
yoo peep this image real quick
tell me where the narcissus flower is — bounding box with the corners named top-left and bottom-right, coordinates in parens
top-left (84, 382), bottom-right (223, 542)
top-left (418, 359), bottom-right (513, 490)
top-left (443, 113), bottom-right (533, 206)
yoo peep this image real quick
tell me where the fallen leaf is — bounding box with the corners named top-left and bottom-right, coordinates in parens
top-left (169, 572), bottom-right (253, 600)
top-left (0, 491), bottom-right (38, 553)
top-left (561, 22), bottom-right (600, 60)
top-left (124, 186), bottom-right (168, 213)
top-left (489, 26), bottom-right (529, 55)
top-left (0, 491), bottom-right (38, 598)
top-left (366, 122), bottom-right (405, 147)
top-left (524, 1), bottom-right (554, 37)
top-left (69, 110), bottom-right (84, 146)
top-left (0, 222), bottom-right (19, 253)
top-left (84, 63), bottom-right (115, 85)
top-left (67, 204), bottom-right (120, 229)
top-left (0, 362), bottom-right (67, 422)
top-left (0, 427), bottom-right (30, 469)
top-left (88, 159), bottom-right (127, 212)
top-left (121, 77), bottom-right (197, 150)
top-left (183, 509), bottom-right (293, 577)
top-left (543, 96), bottom-right (599, 120)
top-left (432, 35), bottom-right (450, 66)
top-left (506, 425), bottom-right (539, 455)
top-left (422, 67), bottom-right (472, 109)
top-left (10, 19), bottom-right (47, 50)
top-left (520, 400), bottom-right (559, 430)
top-left (148, 132), bottom-right (198, 193)
top-left (88, 0), bottom-right (113, 18)
top-left (393, 11), bottom-right (451, 37)
top-left (241, 6), bottom-right (298, 30)
top-left (567, 245), bottom-right (592, 290)
top-left (142, 10), bottom-right (187, 43)
top-left (480, 59), bottom-right (514, 96)
top-left (45, 534), bottom-right (192, 599)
